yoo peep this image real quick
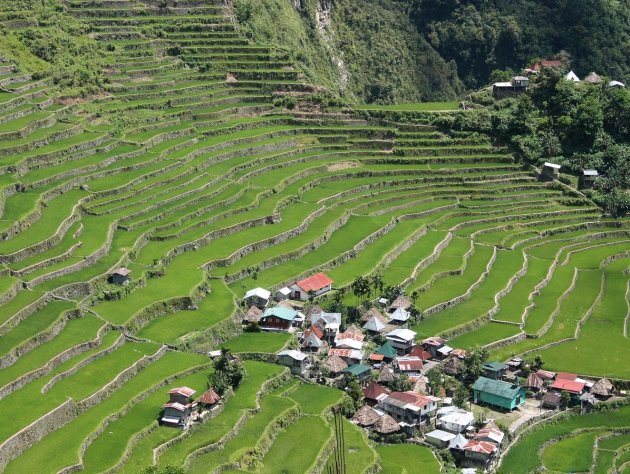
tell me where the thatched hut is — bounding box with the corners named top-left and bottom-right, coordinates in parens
top-left (378, 364), bottom-right (395, 385)
top-left (442, 356), bottom-right (465, 377)
top-left (373, 414), bottom-right (400, 435)
top-left (525, 373), bottom-right (544, 391)
top-left (324, 355), bottom-right (348, 375)
top-left (244, 306), bottom-right (262, 323)
top-left (352, 405), bottom-right (380, 427)
top-left (590, 378), bottom-right (614, 399)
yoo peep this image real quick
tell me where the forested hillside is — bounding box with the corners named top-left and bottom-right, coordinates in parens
top-left (233, 0), bottom-right (630, 102)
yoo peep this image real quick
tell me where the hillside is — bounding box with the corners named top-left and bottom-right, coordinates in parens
top-left (0, 1), bottom-right (629, 473)
top-left (231, 0), bottom-right (630, 101)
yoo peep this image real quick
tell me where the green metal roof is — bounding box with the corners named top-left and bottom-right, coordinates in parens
top-left (343, 364), bottom-right (371, 376)
top-left (483, 361), bottom-right (508, 372)
top-left (375, 341), bottom-right (397, 358)
top-left (473, 377), bottom-right (523, 400)
top-left (262, 306), bottom-right (297, 321)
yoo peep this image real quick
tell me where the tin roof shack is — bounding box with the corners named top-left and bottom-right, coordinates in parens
top-left (197, 388), bottom-right (221, 411)
top-left (550, 378), bottom-right (585, 405)
top-left (579, 169), bottom-right (599, 189)
top-left (482, 361), bottom-right (508, 380)
top-left (277, 349), bottom-right (308, 376)
top-left (541, 162), bottom-right (561, 181)
top-left (426, 429), bottom-right (456, 449)
top-left (463, 440), bottom-right (498, 468)
top-left (110, 268), bottom-right (131, 285)
top-left (275, 287), bottom-right (291, 301)
top-left (422, 336), bottom-right (449, 359)
top-left (289, 272), bottom-right (333, 301)
top-left (472, 377), bottom-right (525, 411)
top-left (386, 328), bottom-right (417, 354)
top-left (493, 76), bottom-right (529, 99)
top-left (243, 287), bottom-right (271, 309)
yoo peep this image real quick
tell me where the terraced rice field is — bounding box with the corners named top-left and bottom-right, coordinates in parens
top-left (0, 0), bottom-right (629, 472)
top-left (498, 404), bottom-right (630, 474)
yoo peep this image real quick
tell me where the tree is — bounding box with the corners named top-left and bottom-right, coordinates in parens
top-left (453, 383), bottom-right (469, 408)
top-left (409, 305), bottom-right (422, 323)
top-left (370, 272), bottom-right (384, 295)
top-left (463, 346), bottom-right (489, 385)
top-left (426, 368), bottom-right (443, 395)
top-left (209, 349), bottom-right (245, 395)
top-left (390, 374), bottom-right (413, 392)
top-left (346, 377), bottom-right (364, 410)
top-left (410, 290), bottom-right (419, 304)
top-left (560, 390), bottom-right (572, 409)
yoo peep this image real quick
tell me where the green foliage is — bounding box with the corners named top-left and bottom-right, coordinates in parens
top-left (411, 0), bottom-right (630, 88)
top-left (209, 349), bottom-right (246, 395)
top-left (390, 373), bottom-right (413, 392)
top-left (453, 382), bottom-right (469, 408)
top-left (345, 377), bottom-right (364, 410)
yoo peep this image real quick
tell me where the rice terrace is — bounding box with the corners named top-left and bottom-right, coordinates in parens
top-left (0, 0), bottom-right (629, 473)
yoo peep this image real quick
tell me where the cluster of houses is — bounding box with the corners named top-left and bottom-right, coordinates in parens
top-left (493, 59), bottom-right (625, 99)
top-left (159, 386), bottom-right (222, 429)
top-left (540, 162), bottom-right (599, 189)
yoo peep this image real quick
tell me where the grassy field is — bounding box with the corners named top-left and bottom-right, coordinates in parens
top-left (376, 444), bottom-right (441, 473)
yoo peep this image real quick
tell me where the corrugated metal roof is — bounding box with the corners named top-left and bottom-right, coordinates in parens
top-left (262, 306), bottom-right (297, 321)
top-left (472, 377), bottom-right (523, 399)
top-left (296, 272), bottom-right (333, 292)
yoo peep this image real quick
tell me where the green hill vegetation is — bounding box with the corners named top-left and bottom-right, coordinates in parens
top-left (0, 0), bottom-right (628, 472)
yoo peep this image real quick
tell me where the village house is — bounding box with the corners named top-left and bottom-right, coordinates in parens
top-left (363, 381), bottom-right (390, 406)
top-left (110, 267), bottom-right (131, 285)
top-left (395, 356), bottom-right (424, 377)
top-left (529, 59), bottom-right (563, 72)
top-left (408, 346), bottom-right (433, 361)
top-left (590, 378), bottom-right (614, 400)
top-left (472, 377), bottom-right (526, 411)
top-left (161, 386), bottom-right (196, 428)
top-left (363, 314), bottom-right (386, 333)
top-left (302, 325), bottom-right (325, 352)
top-left (426, 429), bottom-right (457, 449)
top-left (579, 169), bottom-right (599, 189)
top-left (289, 272), bottom-right (333, 301)
top-left (524, 372), bottom-right (544, 392)
top-left (542, 391), bottom-right (562, 409)
top-left (550, 377), bottom-right (585, 400)
top-left (565, 70), bottom-right (580, 82)
top-left (324, 354), bottom-right (348, 376)
top-left (312, 312), bottom-right (342, 340)
top-left (329, 348), bottom-right (363, 366)
top-left (463, 440), bottom-right (498, 467)
top-left (259, 306), bottom-right (297, 332)
top-left (343, 363), bottom-right (371, 381)
top-left (388, 295), bottom-right (412, 312)
top-left (541, 162), bottom-right (561, 180)
top-left (475, 421), bottom-right (505, 446)
top-left (277, 349), bottom-right (308, 376)
top-left (243, 287), bottom-right (271, 309)
top-left (352, 405), bottom-right (381, 427)
top-left (422, 336), bottom-right (448, 359)
top-left (373, 414), bottom-right (401, 437)
top-left (439, 410), bottom-right (474, 433)
top-left (386, 328), bottom-right (417, 354)
top-left (483, 361), bottom-right (508, 380)
top-left (584, 71), bottom-right (603, 84)
top-left (377, 391), bottom-right (440, 428)
top-left (389, 307), bottom-right (410, 324)
top-left (492, 76), bottom-right (529, 99)
top-left (374, 341), bottom-right (398, 362)
top-left (377, 364), bottom-right (395, 386)
top-left (243, 306), bottom-right (263, 325)
top-left (441, 356), bottom-right (465, 378)
top-left (197, 388), bottom-right (221, 411)
top-left (275, 287), bottom-right (291, 301)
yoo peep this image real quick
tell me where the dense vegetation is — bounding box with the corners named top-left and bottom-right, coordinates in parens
top-left (232, 0), bottom-right (630, 102)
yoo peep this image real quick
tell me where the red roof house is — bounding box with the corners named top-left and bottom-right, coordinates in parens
top-left (198, 388), bottom-right (221, 407)
top-left (408, 346), bottom-right (432, 361)
top-left (551, 378), bottom-right (585, 394)
top-left (363, 382), bottom-right (389, 404)
top-left (464, 440), bottom-right (498, 462)
top-left (290, 272), bottom-right (333, 300)
top-left (556, 372), bottom-right (577, 381)
top-left (530, 60), bottom-right (563, 72)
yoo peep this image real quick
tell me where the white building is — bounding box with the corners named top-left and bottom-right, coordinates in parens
top-left (439, 410), bottom-right (475, 433)
top-left (385, 328), bottom-right (417, 353)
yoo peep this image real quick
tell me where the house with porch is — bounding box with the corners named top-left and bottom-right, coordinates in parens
top-left (260, 306), bottom-right (297, 331)
top-left (289, 272), bottom-right (333, 301)
top-left (277, 349), bottom-right (308, 376)
top-left (472, 377), bottom-right (525, 410)
top-left (377, 391), bottom-right (440, 428)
